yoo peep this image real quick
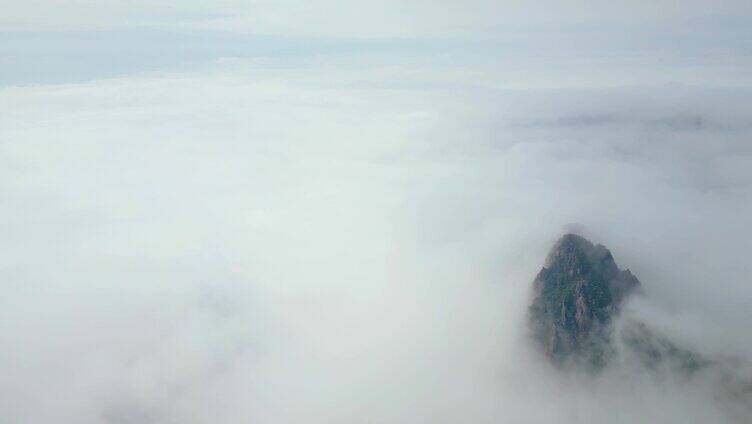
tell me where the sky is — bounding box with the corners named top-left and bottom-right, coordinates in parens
top-left (2, 1), bottom-right (752, 423)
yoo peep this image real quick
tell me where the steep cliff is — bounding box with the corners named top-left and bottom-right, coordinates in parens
top-left (528, 234), bottom-right (640, 368)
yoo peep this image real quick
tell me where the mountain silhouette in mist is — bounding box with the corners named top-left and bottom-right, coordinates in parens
top-left (527, 233), bottom-right (752, 419)
top-left (529, 233), bottom-right (714, 373)
top-left (528, 234), bottom-right (640, 369)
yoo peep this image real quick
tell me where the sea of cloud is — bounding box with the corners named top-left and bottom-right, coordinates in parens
top-left (1, 54), bottom-right (751, 423)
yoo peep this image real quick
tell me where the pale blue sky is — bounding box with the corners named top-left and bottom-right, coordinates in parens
top-left (2, 1), bottom-right (751, 86)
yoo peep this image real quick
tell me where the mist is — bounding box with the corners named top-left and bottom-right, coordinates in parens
top-left (2, 2), bottom-right (752, 423)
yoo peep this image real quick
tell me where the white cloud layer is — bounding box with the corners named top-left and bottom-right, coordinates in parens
top-left (2, 2), bottom-right (752, 422)
top-left (2, 55), bottom-right (752, 422)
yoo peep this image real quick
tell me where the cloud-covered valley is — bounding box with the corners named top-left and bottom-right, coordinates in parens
top-left (2, 24), bottom-right (752, 422)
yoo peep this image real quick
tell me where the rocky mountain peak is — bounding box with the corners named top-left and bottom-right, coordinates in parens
top-left (529, 234), bottom-right (640, 368)
top-left (527, 234), bottom-right (752, 416)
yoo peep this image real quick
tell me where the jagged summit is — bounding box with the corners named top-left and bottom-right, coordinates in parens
top-left (543, 234), bottom-right (639, 303)
top-left (529, 234), bottom-right (640, 368)
top-left (544, 233), bottom-right (612, 268)
top-left (527, 234), bottom-right (752, 416)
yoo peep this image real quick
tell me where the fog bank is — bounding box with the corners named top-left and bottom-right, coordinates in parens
top-left (2, 36), bottom-right (752, 423)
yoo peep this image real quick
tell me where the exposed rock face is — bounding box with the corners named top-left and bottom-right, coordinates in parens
top-left (620, 320), bottom-right (709, 374)
top-left (528, 234), bottom-right (640, 368)
top-left (527, 233), bottom-right (752, 419)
